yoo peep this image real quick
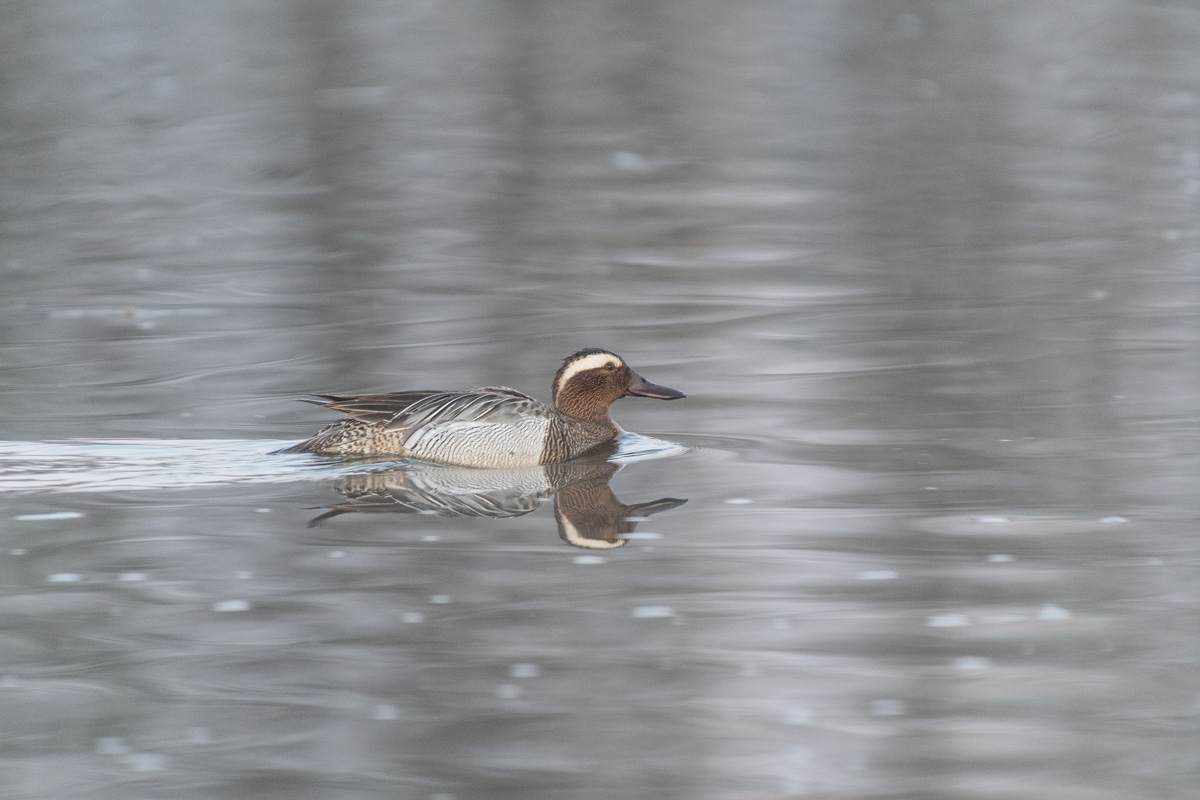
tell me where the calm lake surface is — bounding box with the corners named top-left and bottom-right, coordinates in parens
top-left (2, 3), bottom-right (1199, 799)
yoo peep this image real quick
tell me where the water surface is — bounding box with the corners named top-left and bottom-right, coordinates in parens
top-left (2, 3), bottom-right (1199, 799)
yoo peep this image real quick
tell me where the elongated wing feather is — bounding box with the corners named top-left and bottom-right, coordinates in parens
top-left (307, 387), bottom-right (545, 432)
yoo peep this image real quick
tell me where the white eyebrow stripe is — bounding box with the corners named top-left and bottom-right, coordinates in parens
top-left (556, 352), bottom-right (622, 389)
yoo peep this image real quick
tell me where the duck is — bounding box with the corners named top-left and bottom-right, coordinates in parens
top-left (279, 348), bottom-right (685, 467)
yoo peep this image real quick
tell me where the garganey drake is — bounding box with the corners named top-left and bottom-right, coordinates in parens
top-left (281, 348), bottom-right (685, 467)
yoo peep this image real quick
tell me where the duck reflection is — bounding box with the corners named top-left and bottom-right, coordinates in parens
top-left (308, 454), bottom-right (686, 549)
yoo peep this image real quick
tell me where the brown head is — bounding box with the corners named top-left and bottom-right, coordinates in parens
top-left (551, 348), bottom-right (685, 424)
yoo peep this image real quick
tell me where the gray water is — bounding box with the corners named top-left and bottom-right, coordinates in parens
top-left (2, 2), bottom-right (1199, 798)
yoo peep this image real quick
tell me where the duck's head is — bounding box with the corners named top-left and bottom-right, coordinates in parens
top-left (551, 348), bottom-right (685, 423)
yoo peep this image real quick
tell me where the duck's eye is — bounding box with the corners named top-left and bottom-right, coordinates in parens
top-left (604, 362), bottom-right (616, 371)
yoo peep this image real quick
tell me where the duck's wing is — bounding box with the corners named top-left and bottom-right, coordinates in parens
top-left (306, 387), bottom-right (546, 431)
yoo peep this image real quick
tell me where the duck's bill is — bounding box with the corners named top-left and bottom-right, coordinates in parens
top-left (625, 374), bottom-right (686, 400)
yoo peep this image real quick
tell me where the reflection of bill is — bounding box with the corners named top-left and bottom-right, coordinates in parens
top-left (307, 454), bottom-right (685, 549)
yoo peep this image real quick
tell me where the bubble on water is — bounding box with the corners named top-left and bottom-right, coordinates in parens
top-left (572, 555), bottom-right (605, 565)
top-left (632, 606), bottom-right (674, 619)
top-left (1036, 604), bottom-right (1071, 621)
top-left (927, 613), bottom-right (969, 627)
top-left (372, 704), bottom-right (398, 720)
top-left (952, 656), bottom-right (991, 671)
top-left (871, 699), bottom-right (906, 716)
top-left (611, 150), bottom-right (646, 171)
top-left (724, 498), bottom-right (753, 505)
top-left (47, 573), bottom-right (82, 583)
top-left (977, 515), bottom-right (1008, 524)
top-left (213, 599), bottom-right (250, 612)
top-left (123, 752), bottom-right (168, 771)
top-left (1099, 516), bottom-right (1128, 524)
top-left (858, 570), bottom-right (898, 581)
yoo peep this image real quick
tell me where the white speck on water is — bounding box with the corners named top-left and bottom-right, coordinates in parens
top-left (428, 594), bottom-right (452, 604)
top-left (1036, 604), bottom-right (1071, 621)
top-left (123, 752), bottom-right (167, 772)
top-left (784, 707), bottom-right (813, 725)
top-left (724, 498), bottom-right (753, 505)
top-left (977, 515), bottom-right (1009, 524)
top-left (952, 656), bottom-right (991, 671)
top-left (987, 554), bottom-right (1015, 562)
top-left (924, 486), bottom-right (938, 490)
top-left (611, 150), bottom-right (646, 171)
top-left (47, 573), bottom-right (81, 583)
top-left (421, 534), bottom-right (441, 541)
top-left (119, 573), bottom-right (147, 582)
top-left (417, 510), bottom-right (441, 516)
top-left (509, 663), bottom-right (541, 678)
top-left (927, 613), bottom-right (969, 627)
top-left (17, 511), bottom-right (83, 521)
top-left (858, 570), bottom-right (898, 581)
top-left (188, 727), bottom-right (212, 744)
top-left (632, 605), bottom-right (674, 619)
top-left (253, 508), bottom-right (272, 514)
top-left (236, 571), bottom-right (253, 580)
top-left (572, 555), bottom-right (605, 565)
top-left (401, 612), bottom-right (425, 623)
top-left (10, 549), bottom-right (27, 555)
top-left (871, 699), bottom-right (907, 716)
top-left (496, 684), bottom-right (521, 700)
top-left (329, 550), bottom-right (346, 558)
top-left (372, 704), bottom-right (398, 720)
top-left (213, 599), bottom-right (250, 612)
top-left (624, 532), bottom-right (661, 540)
top-left (1099, 516), bottom-right (1129, 524)
top-left (771, 618), bottom-right (790, 630)
top-left (96, 737), bottom-right (130, 756)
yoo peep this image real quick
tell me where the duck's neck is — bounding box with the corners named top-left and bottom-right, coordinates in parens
top-left (554, 395), bottom-right (616, 428)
